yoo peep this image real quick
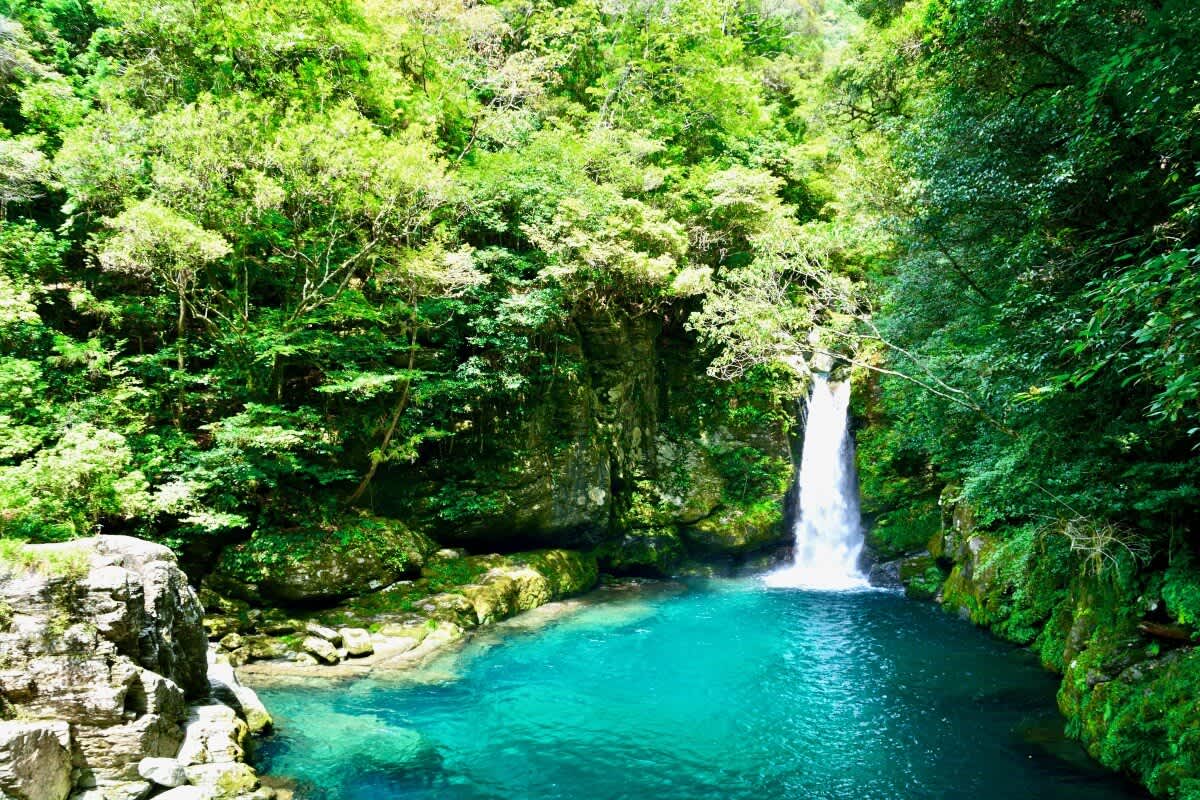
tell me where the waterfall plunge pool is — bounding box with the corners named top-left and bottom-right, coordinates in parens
top-left (252, 579), bottom-right (1146, 800)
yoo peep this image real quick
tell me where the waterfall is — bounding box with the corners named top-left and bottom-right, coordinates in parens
top-left (765, 374), bottom-right (869, 591)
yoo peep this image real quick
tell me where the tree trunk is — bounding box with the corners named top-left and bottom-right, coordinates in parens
top-left (348, 320), bottom-right (420, 504)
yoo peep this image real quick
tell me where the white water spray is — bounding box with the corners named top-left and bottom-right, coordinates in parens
top-left (765, 375), bottom-right (869, 591)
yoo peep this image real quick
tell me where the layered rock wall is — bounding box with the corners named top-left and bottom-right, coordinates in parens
top-left (0, 536), bottom-right (272, 800)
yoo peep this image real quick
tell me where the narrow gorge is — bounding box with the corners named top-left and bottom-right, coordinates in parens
top-left (0, 0), bottom-right (1197, 797)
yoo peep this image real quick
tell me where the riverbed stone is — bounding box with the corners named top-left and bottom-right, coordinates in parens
top-left (304, 622), bottom-right (341, 645)
top-left (70, 780), bottom-right (155, 800)
top-left (176, 704), bottom-right (247, 766)
top-left (149, 788), bottom-right (207, 800)
top-left (204, 617), bottom-right (239, 641)
top-left (244, 637), bottom-right (289, 661)
top-left (461, 566), bottom-right (551, 625)
top-left (206, 654), bottom-right (272, 734)
top-left (338, 627), bottom-right (373, 657)
top-left (218, 633), bottom-right (245, 651)
top-left (184, 762), bottom-right (258, 798)
top-left (415, 593), bottom-right (478, 628)
top-left (301, 636), bottom-right (341, 664)
top-left (0, 720), bottom-right (73, 800)
top-left (138, 757), bottom-right (186, 788)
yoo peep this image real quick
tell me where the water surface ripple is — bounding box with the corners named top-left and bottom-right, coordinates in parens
top-left (255, 580), bottom-right (1146, 800)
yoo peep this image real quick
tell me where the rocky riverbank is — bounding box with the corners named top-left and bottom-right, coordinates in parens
top-left (197, 548), bottom-right (600, 677)
top-left (875, 490), bottom-right (1200, 799)
top-left (0, 536), bottom-right (274, 800)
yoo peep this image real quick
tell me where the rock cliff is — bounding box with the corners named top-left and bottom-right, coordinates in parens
top-left (0, 536), bottom-right (272, 800)
top-left (372, 312), bottom-right (795, 573)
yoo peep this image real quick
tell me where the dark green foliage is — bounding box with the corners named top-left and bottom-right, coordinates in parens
top-left (866, 502), bottom-right (939, 561)
top-left (709, 446), bottom-right (791, 506)
top-left (840, 0), bottom-right (1200, 542)
top-left (838, 5), bottom-right (1200, 789)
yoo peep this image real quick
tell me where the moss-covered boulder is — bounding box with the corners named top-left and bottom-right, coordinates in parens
top-left (1061, 636), bottom-right (1200, 797)
top-left (681, 500), bottom-right (785, 556)
top-left (460, 564), bottom-right (552, 625)
top-left (519, 549), bottom-right (598, 595)
top-left (457, 550), bottom-right (597, 625)
top-left (210, 515), bottom-right (436, 604)
top-left (899, 553), bottom-right (946, 600)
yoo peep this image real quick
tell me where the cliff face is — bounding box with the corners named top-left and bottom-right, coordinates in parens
top-left (0, 536), bottom-right (270, 800)
top-left (373, 310), bottom-right (796, 574)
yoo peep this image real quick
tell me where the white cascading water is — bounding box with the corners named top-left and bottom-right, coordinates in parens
top-left (764, 374), bottom-right (870, 591)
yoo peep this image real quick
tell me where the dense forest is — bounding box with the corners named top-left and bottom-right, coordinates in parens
top-left (1, 0), bottom-right (1199, 795)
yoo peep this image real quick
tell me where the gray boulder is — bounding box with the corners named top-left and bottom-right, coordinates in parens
top-left (176, 704), bottom-right (247, 766)
top-left (304, 622), bottom-right (341, 645)
top-left (206, 653), bottom-right (273, 734)
top-left (0, 720), bottom-right (72, 800)
top-left (301, 636), bottom-right (340, 664)
top-left (137, 757), bottom-right (186, 788)
top-left (149, 788), bottom-right (208, 800)
top-left (338, 627), bottom-right (373, 657)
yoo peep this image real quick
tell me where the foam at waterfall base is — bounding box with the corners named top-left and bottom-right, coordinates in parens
top-left (761, 562), bottom-right (872, 591)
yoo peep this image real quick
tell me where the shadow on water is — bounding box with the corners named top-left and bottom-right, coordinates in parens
top-left (254, 579), bottom-right (1148, 800)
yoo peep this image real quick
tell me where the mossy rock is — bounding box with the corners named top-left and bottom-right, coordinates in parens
top-left (449, 550), bottom-right (599, 626)
top-left (866, 501), bottom-right (941, 562)
top-left (681, 500), bottom-right (785, 556)
top-left (899, 554), bottom-right (945, 601)
top-left (513, 549), bottom-right (598, 598)
top-left (597, 528), bottom-right (686, 577)
top-left (211, 515), bottom-right (437, 604)
top-left (461, 569), bottom-right (547, 625)
top-left (1063, 646), bottom-right (1200, 798)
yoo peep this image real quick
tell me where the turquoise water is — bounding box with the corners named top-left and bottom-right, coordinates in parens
top-left (255, 580), bottom-right (1145, 800)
